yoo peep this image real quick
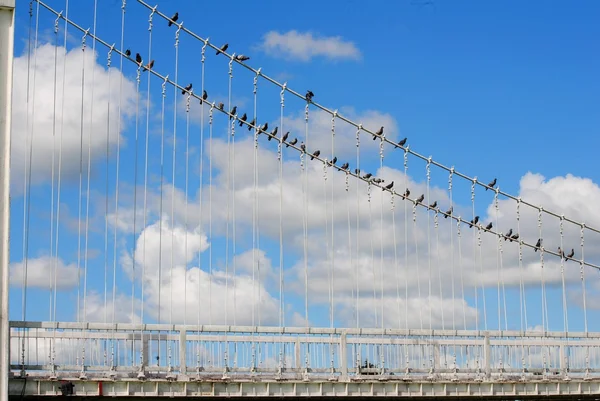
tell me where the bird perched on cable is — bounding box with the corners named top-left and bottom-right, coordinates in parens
top-left (217, 102), bottom-right (224, 111)
top-left (444, 206), bottom-right (453, 218)
top-left (558, 247), bottom-right (565, 258)
top-left (485, 222), bottom-right (493, 230)
top-left (486, 178), bottom-right (497, 191)
top-left (504, 228), bottom-right (513, 240)
top-left (429, 201), bottom-right (437, 209)
top-left (235, 54), bottom-right (250, 61)
top-left (229, 106), bottom-right (237, 119)
top-left (384, 181), bottom-right (394, 191)
top-left (201, 90), bottom-right (208, 103)
top-left (373, 126), bottom-right (384, 140)
top-left (281, 132), bottom-right (289, 142)
top-left (142, 59), bottom-right (154, 71)
top-left (534, 238), bottom-right (542, 252)
top-left (415, 194), bottom-right (425, 204)
top-left (288, 138), bottom-right (298, 148)
top-left (238, 113), bottom-right (247, 126)
top-left (566, 248), bottom-right (574, 258)
top-left (330, 156), bottom-right (337, 165)
top-left (216, 43), bottom-right (229, 55)
top-left (260, 122), bottom-right (268, 133)
top-left (135, 53), bottom-right (142, 64)
top-left (311, 150), bottom-right (320, 160)
top-left (300, 142), bottom-right (306, 152)
top-left (396, 137), bottom-right (407, 148)
top-left (182, 83), bottom-right (192, 95)
top-left (403, 188), bottom-right (411, 198)
top-left (341, 162), bottom-right (349, 170)
top-left (268, 127), bottom-right (278, 141)
top-left (125, 49), bottom-right (131, 57)
top-left (247, 117), bottom-right (255, 130)
top-left (168, 12), bottom-right (179, 27)
top-left (363, 173), bottom-right (372, 179)
top-left (509, 233), bottom-right (519, 242)
top-left (305, 90), bottom-right (314, 102)
top-left (372, 178), bottom-right (383, 184)
top-left (354, 168), bottom-right (360, 175)
top-left (468, 216), bottom-right (479, 228)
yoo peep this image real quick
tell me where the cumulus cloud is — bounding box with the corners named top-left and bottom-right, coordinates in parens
top-left (10, 256), bottom-right (79, 290)
top-left (258, 30), bottom-right (361, 62)
top-left (11, 43), bottom-right (137, 192)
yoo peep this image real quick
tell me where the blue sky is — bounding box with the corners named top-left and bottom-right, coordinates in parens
top-left (8, 0), bottom-right (600, 336)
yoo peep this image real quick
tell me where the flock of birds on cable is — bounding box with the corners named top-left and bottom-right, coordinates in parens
top-left (123, 11), bottom-right (577, 265)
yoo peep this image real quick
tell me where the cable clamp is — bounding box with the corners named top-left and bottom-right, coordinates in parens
top-left (148, 6), bottom-right (157, 30)
top-left (107, 44), bottom-right (115, 67)
top-left (81, 28), bottom-right (90, 49)
top-left (54, 11), bottom-right (62, 33)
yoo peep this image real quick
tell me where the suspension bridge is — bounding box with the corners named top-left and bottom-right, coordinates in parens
top-left (2, 0), bottom-right (600, 399)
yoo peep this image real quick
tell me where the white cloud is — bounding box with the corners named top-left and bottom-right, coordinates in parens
top-left (10, 256), bottom-right (79, 290)
top-left (259, 30), bottom-right (361, 62)
top-left (10, 43), bottom-right (137, 192)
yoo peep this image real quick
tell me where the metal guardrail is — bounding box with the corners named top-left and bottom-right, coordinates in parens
top-left (9, 321), bottom-right (600, 383)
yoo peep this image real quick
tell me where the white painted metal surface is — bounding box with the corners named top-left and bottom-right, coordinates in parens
top-left (0, 1), bottom-right (15, 401)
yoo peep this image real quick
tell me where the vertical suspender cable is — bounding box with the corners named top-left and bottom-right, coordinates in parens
top-left (169, 22), bottom-right (183, 376)
top-left (303, 100), bottom-right (310, 373)
top-left (157, 75), bottom-right (167, 366)
top-left (184, 91), bottom-right (191, 327)
top-left (197, 38), bottom-right (207, 373)
top-left (330, 113), bottom-right (336, 374)
top-left (558, 216), bottom-right (569, 377)
top-left (251, 70), bottom-right (258, 372)
top-left (131, 62), bottom-right (141, 322)
top-left (515, 199), bottom-right (527, 376)
top-left (111, 0), bottom-right (127, 374)
top-left (103, 46), bottom-right (113, 327)
top-left (378, 137), bottom-right (385, 370)
top-left (278, 86), bottom-right (286, 371)
top-left (354, 126), bottom-right (361, 371)
top-left (140, 7), bottom-right (156, 373)
top-left (52, 0), bottom-right (70, 375)
top-left (402, 149), bottom-right (409, 374)
top-left (580, 225), bottom-right (589, 377)
top-left (469, 181), bottom-right (480, 332)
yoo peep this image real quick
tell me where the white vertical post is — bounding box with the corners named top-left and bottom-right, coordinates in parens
top-left (0, 1), bottom-right (15, 400)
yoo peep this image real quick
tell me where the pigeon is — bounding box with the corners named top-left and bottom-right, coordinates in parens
top-left (300, 142), bottom-right (306, 152)
top-left (260, 122), bottom-right (268, 132)
top-left (216, 43), bottom-right (229, 55)
top-left (268, 127), bottom-right (278, 141)
top-left (331, 156), bottom-right (337, 165)
top-left (247, 117), bottom-right (256, 130)
top-left (340, 162), bottom-right (349, 170)
top-left (311, 150), bottom-right (320, 160)
top-left (415, 194), bottom-right (425, 204)
top-left (444, 206), bottom-right (453, 218)
top-left (288, 138), bottom-right (298, 148)
top-left (558, 247), bottom-right (565, 258)
top-left (396, 137), bottom-right (408, 148)
top-left (509, 233), bottom-right (519, 242)
top-left (384, 181), bottom-right (394, 191)
top-left (135, 53), bottom-right (142, 64)
top-left (168, 12), bottom-right (179, 27)
top-left (403, 188), bottom-right (411, 198)
top-left (363, 173), bottom-right (372, 179)
top-left (229, 106), bottom-right (237, 119)
top-left (202, 90), bottom-right (208, 101)
top-left (567, 249), bottom-right (574, 258)
top-left (468, 216), bottom-right (480, 228)
top-left (504, 228), bottom-right (513, 240)
top-left (485, 222), bottom-right (493, 230)
top-left (372, 178), bottom-right (383, 184)
top-left (235, 54), bottom-right (250, 62)
top-left (142, 59), bottom-right (154, 71)
top-left (429, 201), bottom-right (437, 208)
top-left (125, 49), bottom-right (131, 57)
top-left (281, 131), bottom-right (289, 142)
top-left (305, 90), bottom-right (314, 102)
top-left (181, 83), bottom-right (192, 95)
top-left (354, 168), bottom-right (360, 175)
top-left (486, 178), bottom-right (497, 191)
top-left (238, 113), bottom-right (247, 126)
top-left (373, 126), bottom-right (384, 140)
top-left (534, 238), bottom-right (542, 252)
top-left (217, 102), bottom-right (224, 111)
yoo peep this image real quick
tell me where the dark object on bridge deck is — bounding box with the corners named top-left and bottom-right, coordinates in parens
top-left (59, 381), bottom-right (74, 396)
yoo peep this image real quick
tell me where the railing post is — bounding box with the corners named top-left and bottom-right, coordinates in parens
top-left (295, 337), bottom-right (301, 370)
top-left (484, 333), bottom-right (491, 379)
top-left (179, 329), bottom-right (187, 375)
top-left (340, 331), bottom-right (348, 381)
top-left (0, 1), bottom-right (15, 400)
top-left (433, 343), bottom-right (440, 371)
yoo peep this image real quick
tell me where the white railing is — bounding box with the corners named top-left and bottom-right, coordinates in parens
top-left (10, 321), bottom-right (600, 383)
